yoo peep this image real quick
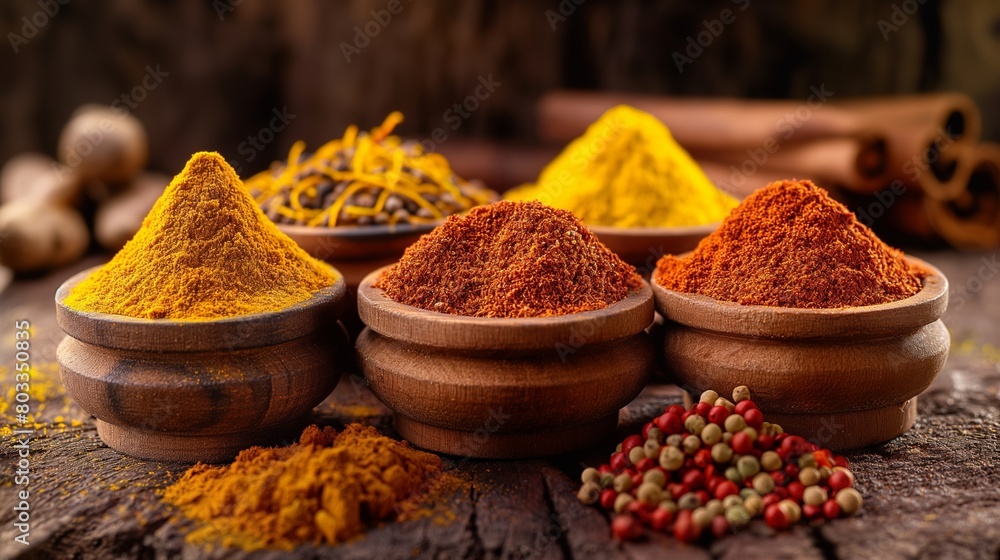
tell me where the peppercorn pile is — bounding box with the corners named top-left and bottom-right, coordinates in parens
top-left (375, 200), bottom-right (642, 318)
top-left (577, 385), bottom-right (863, 542)
top-left (656, 179), bottom-right (926, 308)
top-left (247, 112), bottom-right (497, 228)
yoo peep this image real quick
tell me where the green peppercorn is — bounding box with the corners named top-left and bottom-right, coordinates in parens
top-left (714, 397), bottom-right (735, 412)
top-left (724, 414), bottom-right (746, 433)
top-left (678, 492), bottom-right (701, 510)
top-left (614, 493), bottom-right (634, 514)
top-left (701, 423), bottom-right (723, 445)
top-left (711, 442), bottom-right (733, 464)
top-left (700, 389), bottom-right (720, 404)
top-left (725, 466), bottom-right (743, 484)
top-left (643, 468), bottom-right (666, 488)
top-left (725, 505), bottom-right (752, 529)
top-left (581, 467), bottom-right (600, 485)
top-left (739, 488), bottom-right (758, 500)
top-left (691, 507), bottom-right (714, 530)
top-left (722, 495), bottom-right (743, 509)
top-left (737, 455), bottom-right (761, 478)
top-left (743, 493), bottom-right (763, 517)
top-left (705, 499), bottom-right (725, 517)
top-left (666, 434), bottom-right (683, 448)
top-left (628, 446), bottom-right (645, 466)
top-left (760, 451), bottom-right (782, 471)
top-left (799, 466), bottom-right (821, 487)
top-left (613, 473), bottom-right (632, 493)
top-left (732, 385), bottom-right (751, 403)
top-left (577, 482), bottom-right (601, 504)
top-left (803, 486), bottom-right (828, 506)
top-left (683, 434), bottom-right (702, 455)
top-left (600, 472), bottom-right (615, 488)
top-left (836, 487), bottom-right (863, 515)
top-left (798, 453), bottom-right (817, 469)
top-left (637, 481), bottom-right (663, 504)
top-left (660, 445), bottom-right (685, 471)
top-left (752, 472), bottom-right (775, 494)
top-left (685, 414), bottom-right (707, 435)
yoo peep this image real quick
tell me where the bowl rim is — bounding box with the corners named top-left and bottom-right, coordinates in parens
top-left (650, 255), bottom-right (948, 338)
top-left (587, 222), bottom-right (720, 237)
top-left (357, 265), bottom-right (655, 351)
top-left (55, 265), bottom-right (347, 352)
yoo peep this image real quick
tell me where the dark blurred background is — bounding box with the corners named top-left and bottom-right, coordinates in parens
top-left (3, 0), bottom-right (999, 177)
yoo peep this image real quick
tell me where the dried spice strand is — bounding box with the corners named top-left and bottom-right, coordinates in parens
top-left (655, 179), bottom-right (924, 308)
top-left (162, 424), bottom-right (445, 551)
top-left (375, 200), bottom-right (641, 318)
top-left (63, 152), bottom-right (337, 320)
top-left (505, 105), bottom-right (738, 228)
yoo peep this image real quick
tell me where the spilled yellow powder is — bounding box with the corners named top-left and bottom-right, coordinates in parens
top-left (506, 105), bottom-right (738, 227)
top-left (162, 424), bottom-right (447, 551)
top-left (63, 152), bottom-right (338, 320)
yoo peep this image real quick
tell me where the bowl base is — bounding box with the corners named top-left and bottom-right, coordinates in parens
top-left (95, 416), bottom-right (309, 463)
top-left (765, 398), bottom-right (918, 451)
top-left (395, 413), bottom-right (618, 459)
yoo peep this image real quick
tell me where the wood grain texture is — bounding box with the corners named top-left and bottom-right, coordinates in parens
top-left (1, 252), bottom-right (999, 559)
top-left (357, 267), bottom-right (655, 351)
top-left (652, 256), bottom-right (950, 448)
top-left (356, 272), bottom-right (655, 458)
top-left (55, 267), bottom-right (348, 352)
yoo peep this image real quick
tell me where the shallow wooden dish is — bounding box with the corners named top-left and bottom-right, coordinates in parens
top-left (355, 267), bottom-right (656, 458)
top-left (652, 256), bottom-right (949, 450)
top-left (281, 222), bottom-right (437, 336)
top-left (55, 267), bottom-right (349, 463)
top-left (589, 223), bottom-right (718, 270)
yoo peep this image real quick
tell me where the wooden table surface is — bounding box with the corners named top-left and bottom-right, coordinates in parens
top-left (1, 251), bottom-right (998, 560)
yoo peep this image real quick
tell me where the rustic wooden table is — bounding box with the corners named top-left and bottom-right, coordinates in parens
top-left (1, 251), bottom-right (998, 560)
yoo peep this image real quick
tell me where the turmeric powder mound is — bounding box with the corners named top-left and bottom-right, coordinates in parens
top-left (63, 152), bottom-right (338, 319)
top-left (162, 424), bottom-right (444, 551)
top-left (505, 105), bottom-right (738, 228)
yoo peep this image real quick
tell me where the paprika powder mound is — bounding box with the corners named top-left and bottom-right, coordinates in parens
top-left (63, 152), bottom-right (338, 319)
top-left (375, 200), bottom-right (641, 318)
top-left (162, 424), bottom-right (447, 551)
top-left (655, 180), bottom-right (924, 308)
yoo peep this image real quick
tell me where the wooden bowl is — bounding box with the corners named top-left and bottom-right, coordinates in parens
top-left (652, 256), bottom-right (949, 450)
top-left (355, 266), bottom-right (656, 459)
top-left (55, 267), bottom-right (349, 463)
top-left (589, 223), bottom-right (718, 271)
top-left (280, 222), bottom-right (436, 336)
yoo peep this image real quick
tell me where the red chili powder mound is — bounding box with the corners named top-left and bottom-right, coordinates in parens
top-left (375, 200), bottom-right (641, 317)
top-left (655, 180), bottom-right (926, 308)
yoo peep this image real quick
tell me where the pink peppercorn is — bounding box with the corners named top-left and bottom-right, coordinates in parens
top-left (610, 452), bottom-right (629, 472)
top-left (828, 470), bottom-right (852, 492)
top-left (650, 507), bottom-right (674, 531)
top-left (656, 413), bottom-right (682, 435)
top-left (612, 515), bottom-right (643, 540)
top-left (734, 400), bottom-right (756, 415)
top-left (714, 480), bottom-right (740, 500)
top-left (743, 408), bottom-right (765, 429)
top-left (600, 489), bottom-right (617, 510)
top-left (822, 499), bottom-right (842, 520)
top-left (731, 431), bottom-right (753, 454)
top-left (683, 469), bottom-right (706, 490)
top-left (708, 406), bottom-right (729, 425)
top-left (765, 504), bottom-right (789, 529)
